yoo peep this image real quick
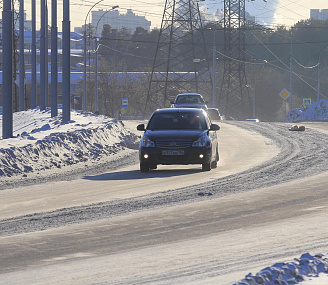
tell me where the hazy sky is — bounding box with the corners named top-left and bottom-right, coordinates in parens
top-left (23, 0), bottom-right (327, 31)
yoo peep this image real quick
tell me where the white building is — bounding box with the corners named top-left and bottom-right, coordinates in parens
top-left (310, 9), bottom-right (328, 21)
top-left (246, 11), bottom-right (256, 24)
top-left (91, 9), bottom-right (151, 36)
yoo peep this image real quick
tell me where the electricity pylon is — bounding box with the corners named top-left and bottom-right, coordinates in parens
top-left (145, 0), bottom-right (212, 114)
top-left (219, 0), bottom-right (251, 119)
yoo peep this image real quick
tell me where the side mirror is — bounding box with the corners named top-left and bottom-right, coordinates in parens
top-left (210, 124), bottom-right (220, 131)
top-left (137, 124), bottom-right (146, 131)
top-left (205, 100), bottom-right (209, 104)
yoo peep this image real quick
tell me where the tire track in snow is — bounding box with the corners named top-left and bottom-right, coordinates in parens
top-left (0, 122), bottom-right (327, 236)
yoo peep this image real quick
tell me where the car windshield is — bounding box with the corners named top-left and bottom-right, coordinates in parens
top-left (175, 95), bottom-right (204, 104)
top-left (148, 113), bottom-right (207, 130)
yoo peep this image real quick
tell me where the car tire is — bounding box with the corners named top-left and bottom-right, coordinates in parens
top-left (202, 162), bottom-right (211, 171)
top-left (140, 162), bottom-right (150, 172)
top-left (211, 160), bottom-right (217, 169)
top-left (211, 150), bottom-right (219, 168)
top-left (150, 164), bottom-right (157, 170)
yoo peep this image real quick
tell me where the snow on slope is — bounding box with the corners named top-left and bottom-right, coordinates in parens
top-left (235, 253), bottom-right (328, 285)
top-left (0, 108), bottom-right (137, 177)
top-left (285, 99), bottom-right (328, 122)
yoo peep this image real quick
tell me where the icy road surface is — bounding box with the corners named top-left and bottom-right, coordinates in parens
top-left (0, 121), bottom-right (328, 284)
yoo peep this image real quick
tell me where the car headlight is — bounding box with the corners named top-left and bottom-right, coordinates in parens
top-left (140, 135), bottom-right (155, 147)
top-left (192, 134), bottom-right (209, 147)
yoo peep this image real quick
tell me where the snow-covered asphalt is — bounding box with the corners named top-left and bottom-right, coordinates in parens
top-left (0, 118), bottom-right (327, 284)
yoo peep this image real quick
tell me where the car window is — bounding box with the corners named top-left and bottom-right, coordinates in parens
top-left (147, 113), bottom-right (207, 130)
top-left (176, 95), bottom-right (204, 104)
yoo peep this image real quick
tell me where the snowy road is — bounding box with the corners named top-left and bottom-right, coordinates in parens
top-left (0, 121), bottom-right (327, 284)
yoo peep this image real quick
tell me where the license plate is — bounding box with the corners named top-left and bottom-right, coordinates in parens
top-left (162, 150), bottom-right (184, 155)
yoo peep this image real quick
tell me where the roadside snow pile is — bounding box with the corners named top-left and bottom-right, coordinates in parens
top-left (285, 99), bottom-right (328, 122)
top-left (0, 108), bottom-right (137, 177)
top-left (235, 253), bottom-right (328, 285)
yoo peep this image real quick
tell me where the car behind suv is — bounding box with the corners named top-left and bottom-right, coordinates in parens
top-left (137, 108), bottom-right (220, 172)
top-left (171, 93), bottom-right (208, 110)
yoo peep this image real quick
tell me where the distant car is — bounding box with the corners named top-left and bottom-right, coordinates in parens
top-left (170, 93), bottom-right (208, 110)
top-left (207, 108), bottom-right (221, 121)
top-left (137, 108), bottom-right (220, 172)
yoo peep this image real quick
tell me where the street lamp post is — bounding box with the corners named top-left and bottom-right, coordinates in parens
top-left (94, 5), bottom-right (119, 114)
top-left (62, 0), bottom-right (70, 122)
top-left (19, 0), bottom-right (25, 111)
top-left (31, 0), bottom-right (36, 108)
top-left (51, 0), bottom-right (58, 117)
top-left (289, 28), bottom-right (294, 112)
top-left (246, 84), bottom-right (255, 119)
top-left (212, 24), bottom-right (216, 108)
top-left (2, 0), bottom-right (13, 139)
top-left (83, 0), bottom-right (105, 111)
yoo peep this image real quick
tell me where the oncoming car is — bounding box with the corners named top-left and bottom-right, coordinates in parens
top-left (170, 93), bottom-right (208, 110)
top-left (137, 108), bottom-right (220, 172)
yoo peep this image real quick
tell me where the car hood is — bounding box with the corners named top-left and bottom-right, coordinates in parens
top-left (145, 130), bottom-right (206, 141)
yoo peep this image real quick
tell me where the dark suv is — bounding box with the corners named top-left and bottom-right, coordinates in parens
top-left (137, 108), bottom-right (220, 172)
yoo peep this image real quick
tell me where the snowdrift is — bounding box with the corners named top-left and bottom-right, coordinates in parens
top-left (235, 253), bottom-right (328, 285)
top-left (285, 99), bottom-right (328, 122)
top-left (0, 109), bottom-right (137, 177)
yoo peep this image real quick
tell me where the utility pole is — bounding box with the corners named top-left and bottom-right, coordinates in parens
top-left (40, 0), bottom-right (46, 110)
top-left (219, 0), bottom-right (268, 119)
top-left (2, 0), bottom-right (13, 138)
top-left (51, 0), bottom-right (58, 117)
top-left (212, 24), bottom-right (216, 108)
top-left (19, 0), bottom-right (25, 111)
top-left (45, 3), bottom-right (49, 107)
top-left (31, 0), bottom-right (37, 108)
top-left (62, 0), bottom-right (71, 122)
top-left (289, 28), bottom-right (293, 112)
top-left (219, 0), bottom-right (250, 119)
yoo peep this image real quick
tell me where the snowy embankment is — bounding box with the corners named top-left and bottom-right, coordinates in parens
top-left (235, 253), bottom-right (328, 285)
top-left (285, 99), bottom-right (328, 122)
top-left (0, 108), bottom-right (138, 177)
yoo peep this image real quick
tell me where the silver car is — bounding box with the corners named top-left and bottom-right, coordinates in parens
top-left (171, 93), bottom-right (208, 110)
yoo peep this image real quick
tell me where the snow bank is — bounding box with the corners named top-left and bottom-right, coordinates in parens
top-left (235, 253), bottom-right (328, 285)
top-left (285, 99), bottom-right (328, 122)
top-left (0, 109), bottom-right (137, 177)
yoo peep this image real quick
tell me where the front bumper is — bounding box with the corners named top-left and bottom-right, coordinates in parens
top-left (139, 146), bottom-right (212, 165)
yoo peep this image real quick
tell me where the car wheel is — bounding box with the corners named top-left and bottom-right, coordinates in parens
top-left (211, 150), bottom-right (219, 168)
top-left (211, 160), bottom-right (217, 169)
top-left (149, 164), bottom-right (157, 169)
top-left (202, 162), bottom-right (211, 171)
top-left (140, 162), bottom-right (150, 172)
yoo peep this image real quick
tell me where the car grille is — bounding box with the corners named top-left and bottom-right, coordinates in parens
top-left (155, 139), bottom-right (192, 149)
